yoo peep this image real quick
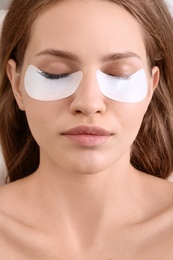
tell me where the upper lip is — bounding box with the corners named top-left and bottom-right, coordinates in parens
top-left (62, 126), bottom-right (112, 136)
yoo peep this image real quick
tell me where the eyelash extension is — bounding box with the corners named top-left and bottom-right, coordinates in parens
top-left (38, 71), bottom-right (70, 80)
top-left (38, 70), bottom-right (131, 80)
top-left (109, 75), bottom-right (131, 80)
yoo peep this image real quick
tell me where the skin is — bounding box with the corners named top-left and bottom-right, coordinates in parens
top-left (0, 0), bottom-right (173, 258)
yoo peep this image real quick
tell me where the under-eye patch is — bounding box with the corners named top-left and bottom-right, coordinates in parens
top-left (96, 69), bottom-right (148, 103)
top-left (24, 65), bottom-right (148, 103)
top-left (24, 65), bottom-right (83, 101)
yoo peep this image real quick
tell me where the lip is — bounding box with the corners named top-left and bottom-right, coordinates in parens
top-left (61, 126), bottom-right (112, 146)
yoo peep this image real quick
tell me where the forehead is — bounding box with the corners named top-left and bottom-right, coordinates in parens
top-left (25, 0), bottom-right (146, 64)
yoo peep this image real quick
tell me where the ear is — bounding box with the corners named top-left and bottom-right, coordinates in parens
top-left (6, 59), bottom-right (25, 111)
top-left (151, 66), bottom-right (160, 91)
top-left (147, 66), bottom-right (160, 103)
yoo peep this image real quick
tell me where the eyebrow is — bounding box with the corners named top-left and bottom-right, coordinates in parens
top-left (102, 52), bottom-right (141, 62)
top-left (36, 49), bottom-right (141, 62)
top-left (36, 49), bottom-right (79, 61)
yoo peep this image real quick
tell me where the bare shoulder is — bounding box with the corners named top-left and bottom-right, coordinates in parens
top-left (0, 177), bottom-right (45, 258)
top-left (0, 178), bottom-right (28, 209)
top-left (138, 171), bottom-right (173, 213)
top-left (0, 181), bottom-right (25, 255)
top-left (0, 178), bottom-right (29, 229)
top-left (143, 178), bottom-right (173, 258)
top-left (136, 172), bottom-right (173, 236)
top-left (0, 174), bottom-right (39, 224)
top-left (143, 172), bottom-right (173, 205)
top-left (118, 172), bottom-right (173, 258)
top-left (0, 176), bottom-right (37, 233)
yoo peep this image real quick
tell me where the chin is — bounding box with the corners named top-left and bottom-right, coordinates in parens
top-left (64, 156), bottom-right (117, 176)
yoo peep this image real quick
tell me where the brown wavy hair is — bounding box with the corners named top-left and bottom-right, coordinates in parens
top-left (0, 0), bottom-right (173, 182)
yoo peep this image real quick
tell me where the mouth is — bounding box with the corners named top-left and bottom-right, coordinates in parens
top-left (61, 126), bottom-right (112, 146)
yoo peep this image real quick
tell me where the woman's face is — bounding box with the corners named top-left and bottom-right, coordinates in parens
top-left (8, 0), bottom-right (159, 174)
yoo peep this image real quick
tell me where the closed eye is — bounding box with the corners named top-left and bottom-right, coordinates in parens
top-left (108, 74), bottom-right (131, 80)
top-left (38, 71), bottom-right (70, 80)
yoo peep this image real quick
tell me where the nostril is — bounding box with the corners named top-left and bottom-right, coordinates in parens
top-left (76, 110), bottom-right (82, 114)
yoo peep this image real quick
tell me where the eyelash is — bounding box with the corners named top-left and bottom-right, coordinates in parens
top-left (39, 71), bottom-right (131, 81)
top-left (39, 71), bottom-right (70, 79)
top-left (109, 75), bottom-right (131, 80)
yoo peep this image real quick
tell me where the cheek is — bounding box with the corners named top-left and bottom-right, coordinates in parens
top-left (23, 100), bottom-right (55, 141)
top-left (114, 101), bottom-right (148, 136)
top-left (23, 98), bottom-right (70, 146)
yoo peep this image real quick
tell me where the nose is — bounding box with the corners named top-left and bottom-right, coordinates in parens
top-left (70, 73), bottom-right (106, 116)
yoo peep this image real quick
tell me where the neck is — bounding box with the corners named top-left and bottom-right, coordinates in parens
top-left (31, 155), bottom-right (139, 248)
top-left (34, 159), bottom-right (136, 217)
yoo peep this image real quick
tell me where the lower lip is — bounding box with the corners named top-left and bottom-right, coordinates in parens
top-left (63, 134), bottom-right (110, 146)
